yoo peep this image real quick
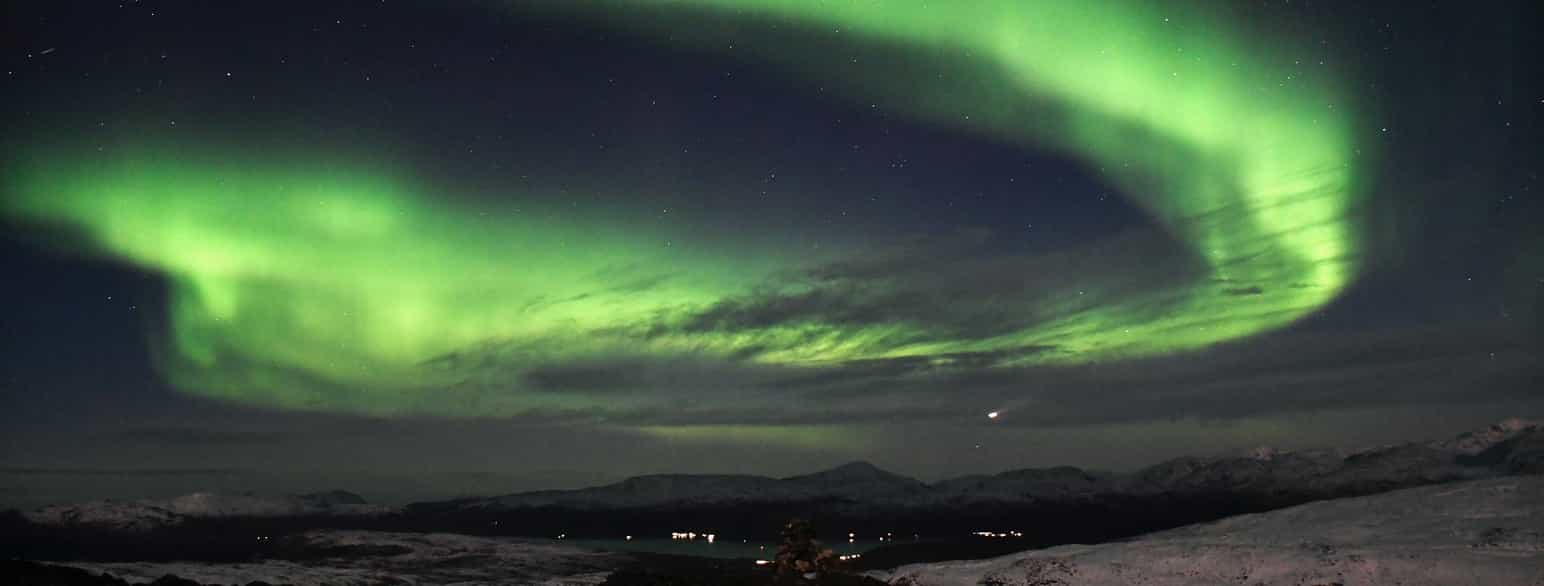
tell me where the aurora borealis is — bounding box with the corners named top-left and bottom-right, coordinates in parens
top-left (562, 0), bottom-right (1366, 361)
top-left (5, 0), bottom-right (1363, 417)
top-left (0, 0), bottom-right (1537, 501)
top-left (6, 146), bottom-right (790, 415)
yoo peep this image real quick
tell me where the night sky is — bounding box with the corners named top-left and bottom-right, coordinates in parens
top-left (1, 0), bottom-right (1539, 508)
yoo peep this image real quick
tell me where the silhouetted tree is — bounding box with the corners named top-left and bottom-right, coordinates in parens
top-left (775, 518), bottom-right (842, 583)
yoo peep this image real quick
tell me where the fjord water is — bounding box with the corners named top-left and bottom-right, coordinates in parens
top-left (571, 537), bottom-right (882, 560)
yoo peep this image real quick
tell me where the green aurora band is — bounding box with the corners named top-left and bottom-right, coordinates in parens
top-left (3, 1), bottom-right (1364, 420)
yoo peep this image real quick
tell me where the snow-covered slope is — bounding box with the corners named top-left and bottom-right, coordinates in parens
top-left (1435, 417), bottom-right (1540, 455)
top-left (1447, 417), bottom-right (1544, 474)
top-left (62, 529), bottom-right (623, 586)
top-left (1100, 419), bottom-right (1542, 498)
top-left (932, 466), bottom-right (1113, 503)
top-left (873, 475), bottom-right (1544, 586)
top-left (25, 490), bottom-right (392, 531)
top-left (22, 500), bottom-right (186, 533)
top-left (780, 461), bottom-right (933, 501)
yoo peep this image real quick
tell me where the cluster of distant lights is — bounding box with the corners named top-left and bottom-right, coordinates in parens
top-left (972, 530), bottom-right (1024, 538)
top-left (551, 528), bottom-right (1020, 567)
top-left (852, 530), bottom-right (901, 544)
top-left (665, 529), bottom-right (904, 544)
top-left (670, 531), bottom-right (718, 543)
top-left (555, 529), bottom-right (1028, 542)
top-left (754, 553), bottom-right (862, 566)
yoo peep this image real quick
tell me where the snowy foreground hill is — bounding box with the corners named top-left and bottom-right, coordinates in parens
top-left (871, 475), bottom-right (1544, 586)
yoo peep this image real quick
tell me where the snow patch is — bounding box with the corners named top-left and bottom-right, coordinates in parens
top-left (62, 529), bottom-right (624, 586)
top-left (872, 476), bottom-right (1544, 586)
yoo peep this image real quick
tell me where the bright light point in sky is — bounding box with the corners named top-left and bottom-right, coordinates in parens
top-left (987, 411), bottom-right (1001, 420)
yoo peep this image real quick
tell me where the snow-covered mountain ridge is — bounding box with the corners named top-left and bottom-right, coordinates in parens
top-left (440, 418), bottom-right (1541, 510)
top-left (23, 490), bottom-right (393, 532)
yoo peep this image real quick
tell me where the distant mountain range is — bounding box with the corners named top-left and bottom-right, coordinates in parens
top-left (16, 419), bottom-right (1541, 534)
top-left (428, 418), bottom-right (1542, 511)
top-left (441, 460), bottom-right (933, 510)
top-left (21, 490), bottom-right (388, 532)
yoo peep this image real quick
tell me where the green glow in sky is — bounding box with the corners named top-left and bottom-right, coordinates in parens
top-left (6, 147), bottom-right (792, 415)
top-left (2, 1), bottom-right (1363, 418)
top-left (557, 0), bottom-right (1363, 364)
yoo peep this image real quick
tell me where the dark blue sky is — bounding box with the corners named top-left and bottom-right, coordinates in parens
top-left (0, 0), bottom-right (1538, 507)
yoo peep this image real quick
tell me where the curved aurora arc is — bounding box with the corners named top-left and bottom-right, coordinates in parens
top-left (2, 1), bottom-right (1362, 420)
